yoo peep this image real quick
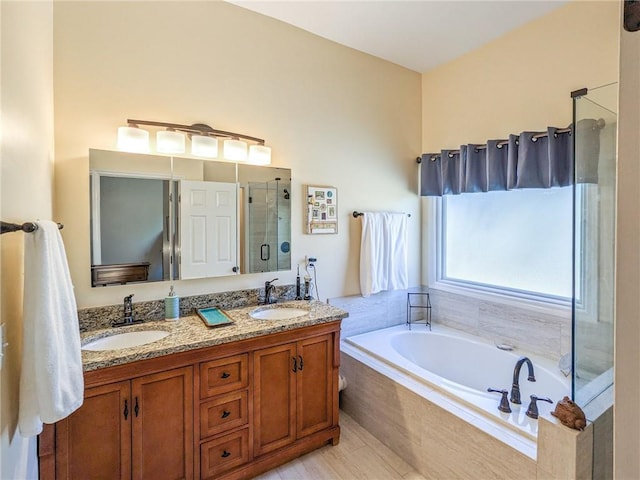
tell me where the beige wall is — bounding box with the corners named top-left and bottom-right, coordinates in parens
top-left (53, 1), bottom-right (422, 309)
top-left (615, 22), bottom-right (640, 480)
top-left (1, 1), bottom-right (54, 478)
top-left (421, 1), bottom-right (619, 152)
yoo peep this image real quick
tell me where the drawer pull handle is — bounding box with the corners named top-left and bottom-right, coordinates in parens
top-left (298, 355), bottom-right (304, 371)
top-left (221, 450), bottom-right (231, 458)
top-left (221, 410), bottom-right (231, 419)
top-left (221, 372), bottom-right (231, 379)
top-left (123, 399), bottom-right (129, 420)
top-left (134, 397), bottom-right (139, 417)
top-left (292, 357), bottom-right (297, 373)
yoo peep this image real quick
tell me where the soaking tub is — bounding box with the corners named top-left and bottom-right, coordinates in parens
top-left (341, 324), bottom-right (571, 451)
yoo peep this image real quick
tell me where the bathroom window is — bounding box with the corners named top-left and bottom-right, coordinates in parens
top-left (438, 186), bottom-right (576, 302)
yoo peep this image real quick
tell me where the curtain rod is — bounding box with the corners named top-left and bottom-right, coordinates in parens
top-left (418, 120), bottom-right (605, 163)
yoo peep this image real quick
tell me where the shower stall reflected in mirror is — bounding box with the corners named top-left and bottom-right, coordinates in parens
top-left (573, 82), bottom-right (616, 479)
top-left (240, 178), bottom-right (291, 273)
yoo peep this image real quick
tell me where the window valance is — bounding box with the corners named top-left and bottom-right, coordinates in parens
top-left (420, 119), bottom-right (602, 196)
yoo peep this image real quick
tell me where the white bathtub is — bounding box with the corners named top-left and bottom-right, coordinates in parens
top-left (342, 324), bottom-right (571, 445)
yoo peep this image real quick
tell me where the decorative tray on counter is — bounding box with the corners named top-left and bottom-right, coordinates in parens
top-left (196, 307), bottom-right (234, 328)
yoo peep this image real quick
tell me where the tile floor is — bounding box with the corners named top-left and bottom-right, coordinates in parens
top-left (254, 411), bottom-right (426, 480)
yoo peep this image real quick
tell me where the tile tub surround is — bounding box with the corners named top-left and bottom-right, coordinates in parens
top-left (80, 300), bottom-right (347, 371)
top-left (428, 288), bottom-right (572, 362)
top-left (329, 286), bottom-right (428, 338)
top-left (78, 284), bottom-right (297, 332)
top-left (340, 350), bottom-right (538, 479)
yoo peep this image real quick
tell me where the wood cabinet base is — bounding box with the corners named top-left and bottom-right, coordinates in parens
top-left (39, 320), bottom-right (342, 480)
top-left (216, 426), bottom-right (340, 480)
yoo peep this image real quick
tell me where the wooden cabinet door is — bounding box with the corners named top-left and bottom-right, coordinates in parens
top-left (253, 342), bottom-right (297, 456)
top-left (296, 334), bottom-right (334, 438)
top-left (55, 381), bottom-right (131, 480)
top-left (131, 367), bottom-right (194, 480)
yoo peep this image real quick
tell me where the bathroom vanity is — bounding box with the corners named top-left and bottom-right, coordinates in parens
top-left (39, 301), bottom-right (346, 480)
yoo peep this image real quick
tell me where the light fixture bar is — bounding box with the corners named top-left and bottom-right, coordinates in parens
top-left (127, 119), bottom-right (265, 145)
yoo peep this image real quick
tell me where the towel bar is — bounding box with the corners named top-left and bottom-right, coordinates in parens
top-left (1, 221), bottom-right (64, 235)
top-left (352, 211), bottom-right (411, 218)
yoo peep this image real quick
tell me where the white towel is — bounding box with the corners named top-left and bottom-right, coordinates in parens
top-left (19, 221), bottom-right (84, 437)
top-left (359, 212), bottom-right (408, 297)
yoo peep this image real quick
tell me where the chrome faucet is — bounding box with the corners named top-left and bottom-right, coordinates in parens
top-left (264, 278), bottom-right (279, 305)
top-left (112, 294), bottom-right (143, 327)
top-left (510, 356), bottom-right (536, 404)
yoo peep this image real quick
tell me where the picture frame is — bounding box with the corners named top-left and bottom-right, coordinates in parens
top-left (305, 185), bottom-right (338, 234)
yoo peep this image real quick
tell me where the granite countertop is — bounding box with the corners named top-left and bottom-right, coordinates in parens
top-left (80, 300), bottom-right (348, 372)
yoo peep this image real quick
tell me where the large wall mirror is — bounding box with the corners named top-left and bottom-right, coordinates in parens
top-left (89, 149), bottom-right (291, 287)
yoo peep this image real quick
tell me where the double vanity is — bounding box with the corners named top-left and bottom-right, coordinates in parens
top-left (39, 300), bottom-right (347, 480)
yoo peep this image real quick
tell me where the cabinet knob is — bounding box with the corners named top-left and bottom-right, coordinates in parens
top-left (221, 372), bottom-right (231, 379)
top-left (221, 410), bottom-right (231, 419)
top-left (221, 450), bottom-right (231, 458)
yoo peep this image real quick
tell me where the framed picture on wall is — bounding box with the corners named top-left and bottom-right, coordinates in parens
top-left (305, 185), bottom-right (337, 234)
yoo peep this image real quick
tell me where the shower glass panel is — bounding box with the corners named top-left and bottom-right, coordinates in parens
top-left (573, 83), bottom-right (616, 406)
top-left (246, 179), bottom-right (291, 273)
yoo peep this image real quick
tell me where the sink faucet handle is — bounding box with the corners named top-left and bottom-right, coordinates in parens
top-left (487, 388), bottom-right (512, 413)
top-left (266, 278), bottom-right (279, 286)
top-left (525, 395), bottom-right (553, 419)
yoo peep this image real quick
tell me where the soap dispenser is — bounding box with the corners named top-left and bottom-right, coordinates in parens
top-left (165, 285), bottom-right (179, 320)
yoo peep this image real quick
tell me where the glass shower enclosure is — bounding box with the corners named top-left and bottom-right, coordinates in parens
top-left (572, 82), bottom-right (616, 478)
top-left (243, 178), bottom-right (291, 273)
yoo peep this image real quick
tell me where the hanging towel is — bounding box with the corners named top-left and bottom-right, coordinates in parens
top-left (359, 212), bottom-right (408, 297)
top-left (19, 221), bottom-right (84, 437)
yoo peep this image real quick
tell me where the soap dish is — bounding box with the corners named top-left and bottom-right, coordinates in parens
top-left (196, 307), bottom-right (234, 328)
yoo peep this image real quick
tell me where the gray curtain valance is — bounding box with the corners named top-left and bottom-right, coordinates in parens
top-left (420, 120), bottom-right (601, 197)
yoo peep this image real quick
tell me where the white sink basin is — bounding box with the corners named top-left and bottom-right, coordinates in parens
top-left (250, 307), bottom-right (309, 321)
top-left (82, 330), bottom-right (170, 351)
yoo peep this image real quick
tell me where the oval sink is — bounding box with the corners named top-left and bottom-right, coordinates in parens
top-left (250, 307), bottom-right (309, 321)
top-left (82, 330), bottom-right (170, 351)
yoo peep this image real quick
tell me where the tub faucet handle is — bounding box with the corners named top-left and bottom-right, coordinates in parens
top-left (525, 395), bottom-right (553, 419)
top-left (487, 388), bottom-right (512, 413)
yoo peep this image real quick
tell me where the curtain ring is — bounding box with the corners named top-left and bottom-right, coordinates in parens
top-left (553, 132), bottom-right (558, 138)
top-left (515, 139), bottom-right (519, 145)
top-left (430, 156), bottom-right (438, 162)
top-left (497, 144), bottom-right (503, 149)
top-left (474, 148), bottom-right (479, 153)
top-left (531, 137), bottom-right (538, 143)
top-left (448, 152), bottom-right (455, 158)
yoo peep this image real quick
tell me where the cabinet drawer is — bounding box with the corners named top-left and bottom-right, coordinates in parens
top-left (200, 391), bottom-right (248, 439)
top-left (200, 354), bottom-right (248, 399)
top-left (200, 428), bottom-right (249, 479)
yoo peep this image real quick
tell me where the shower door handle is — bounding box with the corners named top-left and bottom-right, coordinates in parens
top-left (260, 244), bottom-right (270, 261)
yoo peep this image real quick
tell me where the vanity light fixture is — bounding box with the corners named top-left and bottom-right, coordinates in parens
top-left (191, 135), bottom-right (218, 158)
top-left (117, 126), bottom-right (150, 153)
top-left (156, 130), bottom-right (186, 154)
top-left (223, 138), bottom-right (248, 161)
top-left (116, 119), bottom-right (271, 164)
top-left (249, 144), bottom-right (272, 165)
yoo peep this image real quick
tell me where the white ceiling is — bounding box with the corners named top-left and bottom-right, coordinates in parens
top-left (227, 1), bottom-right (567, 73)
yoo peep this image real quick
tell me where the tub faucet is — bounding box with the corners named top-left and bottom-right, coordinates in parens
top-left (264, 278), bottom-right (279, 305)
top-left (510, 356), bottom-right (536, 404)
